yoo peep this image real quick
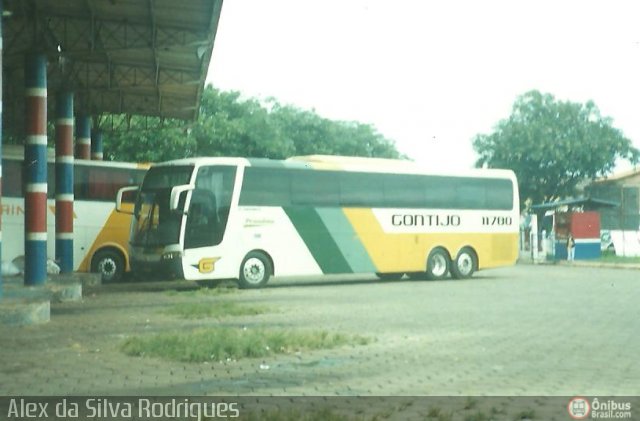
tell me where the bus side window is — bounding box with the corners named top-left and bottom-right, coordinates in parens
top-left (2, 159), bottom-right (23, 197)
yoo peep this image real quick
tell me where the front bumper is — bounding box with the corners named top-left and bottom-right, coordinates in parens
top-left (129, 248), bottom-right (184, 279)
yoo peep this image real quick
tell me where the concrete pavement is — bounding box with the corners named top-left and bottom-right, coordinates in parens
top-left (1, 264), bottom-right (638, 399)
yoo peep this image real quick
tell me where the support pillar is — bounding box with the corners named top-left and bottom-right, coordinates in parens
top-left (75, 116), bottom-right (91, 160)
top-left (91, 128), bottom-right (103, 160)
top-left (24, 53), bottom-right (48, 286)
top-left (0, 0), bottom-right (4, 298)
top-left (55, 92), bottom-right (74, 273)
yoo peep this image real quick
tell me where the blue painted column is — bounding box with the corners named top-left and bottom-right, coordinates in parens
top-left (91, 128), bottom-right (103, 160)
top-left (0, 0), bottom-right (4, 298)
top-left (55, 92), bottom-right (74, 273)
top-left (75, 116), bottom-right (91, 160)
top-left (24, 53), bottom-right (48, 286)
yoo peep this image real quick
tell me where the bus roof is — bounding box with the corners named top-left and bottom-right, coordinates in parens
top-left (153, 155), bottom-right (516, 180)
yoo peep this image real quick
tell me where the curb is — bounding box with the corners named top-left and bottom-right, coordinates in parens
top-left (517, 259), bottom-right (640, 270)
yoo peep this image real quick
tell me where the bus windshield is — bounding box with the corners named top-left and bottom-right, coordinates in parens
top-left (131, 164), bottom-right (237, 248)
top-left (131, 165), bottom-right (194, 247)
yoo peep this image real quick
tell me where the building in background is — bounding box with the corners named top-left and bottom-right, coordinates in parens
top-left (585, 168), bottom-right (640, 256)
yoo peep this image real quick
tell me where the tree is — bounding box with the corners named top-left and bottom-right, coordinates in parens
top-left (473, 90), bottom-right (639, 205)
top-left (104, 85), bottom-right (402, 162)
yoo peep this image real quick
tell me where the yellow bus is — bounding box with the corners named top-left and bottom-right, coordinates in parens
top-left (2, 145), bottom-right (148, 282)
top-left (117, 155), bottom-right (519, 288)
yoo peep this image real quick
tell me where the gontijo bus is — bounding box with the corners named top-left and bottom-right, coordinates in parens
top-left (2, 145), bottom-right (148, 282)
top-left (116, 155), bottom-right (519, 288)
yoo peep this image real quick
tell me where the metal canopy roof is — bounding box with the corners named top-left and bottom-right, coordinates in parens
top-left (531, 197), bottom-right (620, 211)
top-left (2, 0), bottom-right (223, 129)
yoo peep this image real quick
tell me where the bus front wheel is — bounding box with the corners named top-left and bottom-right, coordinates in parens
top-left (451, 247), bottom-right (477, 279)
top-left (92, 249), bottom-right (125, 283)
top-left (426, 248), bottom-right (450, 280)
top-left (238, 251), bottom-right (272, 289)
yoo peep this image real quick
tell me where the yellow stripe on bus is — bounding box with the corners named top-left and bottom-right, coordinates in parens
top-left (343, 208), bottom-right (518, 273)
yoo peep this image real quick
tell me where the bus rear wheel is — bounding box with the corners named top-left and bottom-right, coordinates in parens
top-left (238, 251), bottom-right (272, 289)
top-left (92, 249), bottom-right (125, 283)
top-left (426, 248), bottom-right (450, 280)
top-left (451, 247), bottom-right (477, 279)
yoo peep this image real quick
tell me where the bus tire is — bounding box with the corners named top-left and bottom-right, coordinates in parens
top-left (238, 251), bottom-right (272, 289)
top-left (92, 249), bottom-right (125, 283)
top-left (426, 248), bottom-right (450, 280)
top-left (451, 247), bottom-right (477, 279)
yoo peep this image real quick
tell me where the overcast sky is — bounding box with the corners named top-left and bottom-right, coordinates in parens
top-left (207, 0), bottom-right (640, 172)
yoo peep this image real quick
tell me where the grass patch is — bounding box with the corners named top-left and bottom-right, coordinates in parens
top-left (121, 327), bottom-right (371, 362)
top-left (463, 398), bottom-right (478, 410)
top-left (597, 253), bottom-right (640, 264)
top-left (164, 287), bottom-right (238, 297)
top-left (514, 409), bottom-right (536, 420)
top-left (231, 408), bottom-right (365, 421)
top-left (426, 407), bottom-right (453, 421)
top-left (165, 301), bottom-right (269, 319)
top-left (464, 412), bottom-right (489, 421)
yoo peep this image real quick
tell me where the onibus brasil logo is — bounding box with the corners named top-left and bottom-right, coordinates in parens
top-left (568, 397), bottom-right (591, 419)
top-left (568, 397), bottom-right (633, 419)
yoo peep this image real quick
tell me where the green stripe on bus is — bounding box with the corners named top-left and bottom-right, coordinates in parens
top-left (316, 208), bottom-right (376, 273)
top-left (284, 207), bottom-right (352, 274)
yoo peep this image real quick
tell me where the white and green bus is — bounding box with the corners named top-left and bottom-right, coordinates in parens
top-left (116, 155), bottom-right (519, 288)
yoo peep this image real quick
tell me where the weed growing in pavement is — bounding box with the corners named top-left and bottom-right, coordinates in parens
top-left (164, 286), bottom-right (238, 297)
top-left (164, 301), bottom-right (269, 319)
top-left (230, 408), bottom-right (366, 421)
top-left (464, 411), bottom-right (490, 421)
top-left (514, 408), bottom-right (537, 420)
top-left (121, 327), bottom-right (371, 362)
top-left (426, 407), bottom-right (453, 421)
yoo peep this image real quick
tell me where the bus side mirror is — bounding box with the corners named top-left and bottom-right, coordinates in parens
top-left (115, 186), bottom-right (139, 214)
top-left (170, 185), bottom-right (194, 214)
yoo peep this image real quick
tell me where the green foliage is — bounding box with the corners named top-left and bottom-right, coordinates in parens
top-left (164, 301), bottom-right (269, 319)
top-left (121, 327), bottom-right (371, 362)
top-left (235, 408), bottom-right (363, 421)
top-left (104, 86), bottom-right (401, 162)
top-left (473, 90), bottom-right (639, 204)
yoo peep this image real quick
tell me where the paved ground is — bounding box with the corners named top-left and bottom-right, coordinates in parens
top-left (1, 263), bottom-right (638, 402)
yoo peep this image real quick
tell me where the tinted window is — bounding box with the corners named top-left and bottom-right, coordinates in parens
top-left (240, 167), bottom-right (291, 206)
top-left (292, 171), bottom-right (340, 206)
top-left (75, 165), bottom-right (147, 201)
top-left (484, 178), bottom-right (514, 210)
top-left (340, 172), bottom-right (385, 206)
top-left (240, 166), bottom-right (513, 210)
top-left (2, 158), bottom-right (148, 202)
top-left (142, 165), bottom-right (193, 190)
top-left (383, 174), bottom-right (427, 208)
top-left (455, 178), bottom-right (486, 209)
top-left (423, 177), bottom-right (457, 209)
top-left (2, 159), bottom-right (23, 197)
